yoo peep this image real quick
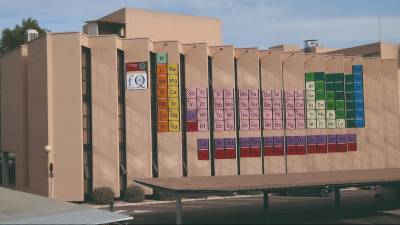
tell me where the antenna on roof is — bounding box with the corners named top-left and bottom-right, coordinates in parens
top-left (378, 16), bottom-right (382, 42)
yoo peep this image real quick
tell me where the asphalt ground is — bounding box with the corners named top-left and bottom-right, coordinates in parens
top-left (113, 190), bottom-right (400, 224)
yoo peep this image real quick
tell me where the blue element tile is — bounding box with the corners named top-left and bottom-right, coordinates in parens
top-left (354, 82), bottom-right (363, 91)
top-left (354, 74), bottom-right (363, 83)
top-left (354, 91), bottom-right (364, 101)
top-left (355, 109), bottom-right (364, 118)
top-left (352, 64), bottom-right (363, 74)
top-left (355, 119), bottom-right (365, 127)
top-left (355, 100), bottom-right (364, 109)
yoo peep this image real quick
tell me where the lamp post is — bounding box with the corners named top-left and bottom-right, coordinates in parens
top-left (44, 145), bottom-right (54, 198)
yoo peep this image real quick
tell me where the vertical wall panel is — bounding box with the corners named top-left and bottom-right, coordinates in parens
top-left (259, 50), bottom-right (285, 174)
top-left (154, 41), bottom-right (183, 178)
top-left (210, 46), bottom-right (237, 176)
top-left (235, 48), bottom-right (262, 175)
top-left (183, 43), bottom-right (211, 176)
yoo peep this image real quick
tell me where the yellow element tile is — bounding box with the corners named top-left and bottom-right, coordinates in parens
top-left (169, 120), bottom-right (180, 132)
top-left (168, 75), bottom-right (179, 86)
top-left (168, 109), bottom-right (180, 121)
top-left (168, 98), bottom-right (180, 109)
top-left (168, 64), bottom-right (179, 75)
top-left (168, 86), bottom-right (179, 98)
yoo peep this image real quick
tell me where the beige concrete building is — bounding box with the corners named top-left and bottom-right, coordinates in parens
top-left (1, 8), bottom-right (400, 202)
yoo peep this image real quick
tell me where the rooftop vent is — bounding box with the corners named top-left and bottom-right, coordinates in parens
top-left (25, 29), bottom-right (39, 43)
top-left (304, 39), bottom-right (319, 52)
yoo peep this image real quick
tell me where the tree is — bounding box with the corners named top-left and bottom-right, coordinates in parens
top-left (0, 18), bottom-right (49, 54)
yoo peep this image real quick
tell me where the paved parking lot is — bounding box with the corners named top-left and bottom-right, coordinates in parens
top-left (113, 190), bottom-right (400, 224)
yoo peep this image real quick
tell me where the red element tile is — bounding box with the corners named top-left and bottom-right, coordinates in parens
top-left (347, 143), bottom-right (357, 152)
top-left (225, 148), bottom-right (236, 159)
top-left (263, 147), bottom-right (274, 156)
top-left (186, 121), bottom-right (198, 132)
top-left (307, 144), bottom-right (318, 154)
top-left (273, 146), bottom-right (284, 156)
top-left (296, 145), bottom-right (307, 155)
top-left (337, 143), bottom-right (347, 152)
top-left (240, 147), bottom-right (251, 157)
top-left (328, 144), bottom-right (337, 153)
top-left (251, 148), bottom-right (261, 157)
top-left (317, 144), bottom-right (328, 153)
top-left (287, 145), bottom-right (297, 155)
top-left (215, 149), bottom-right (225, 159)
top-left (198, 150), bottom-right (209, 160)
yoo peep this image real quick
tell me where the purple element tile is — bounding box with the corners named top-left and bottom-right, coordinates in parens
top-left (273, 120), bottom-right (283, 129)
top-left (224, 119), bottom-right (235, 130)
top-left (249, 110), bottom-right (259, 120)
top-left (295, 110), bottom-right (305, 119)
top-left (250, 119), bottom-right (260, 130)
top-left (197, 109), bottom-right (208, 121)
top-left (263, 120), bottom-right (273, 129)
top-left (263, 137), bottom-right (274, 146)
top-left (224, 89), bottom-right (234, 99)
top-left (239, 137), bottom-right (250, 147)
top-left (272, 90), bottom-right (282, 99)
top-left (317, 135), bottom-right (327, 144)
top-left (327, 135), bottom-right (337, 144)
top-left (186, 110), bottom-right (197, 121)
top-left (186, 88), bottom-right (196, 99)
top-left (224, 110), bottom-right (235, 120)
top-left (224, 138), bottom-right (236, 148)
top-left (196, 88), bottom-right (207, 98)
top-left (249, 99), bottom-right (259, 109)
top-left (263, 90), bottom-right (272, 99)
top-left (224, 99), bottom-right (234, 109)
top-left (214, 98), bottom-right (224, 110)
top-left (239, 100), bottom-right (249, 109)
top-left (272, 100), bottom-right (282, 109)
top-left (295, 91), bottom-right (304, 99)
top-left (273, 111), bottom-right (283, 119)
top-left (250, 137), bottom-right (260, 147)
top-left (214, 110), bottom-right (224, 121)
top-left (286, 100), bottom-right (295, 110)
top-left (214, 89), bottom-right (223, 99)
top-left (215, 138), bottom-right (225, 149)
top-left (273, 136), bottom-right (284, 146)
top-left (287, 136), bottom-right (296, 145)
top-left (239, 90), bottom-right (249, 99)
top-left (337, 134), bottom-right (347, 144)
top-left (347, 134), bottom-right (356, 143)
top-left (187, 99), bottom-right (197, 110)
top-left (197, 139), bottom-right (209, 150)
top-left (307, 135), bottom-right (317, 145)
top-left (295, 100), bottom-right (305, 109)
top-left (239, 110), bottom-right (250, 120)
top-left (286, 120), bottom-right (296, 129)
top-left (263, 110), bottom-right (273, 120)
top-left (198, 121), bottom-right (209, 131)
top-left (240, 120), bottom-right (250, 130)
top-left (286, 110), bottom-right (295, 120)
top-left (214, 120), bottom-right (224, 131)
top-left (249, 90), bottom-right (259, 99)
top-left (296, 136), bottom-right (306, 145)
top-left (296, 120), bottom-right (305, 129)
top-left (285, 91), bottom-right (294, 100)
top-left (196, 97), bottom-right (207, 109)
top-left (263, 100), bottom-right (272, 109)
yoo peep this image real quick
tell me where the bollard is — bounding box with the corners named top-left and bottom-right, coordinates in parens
top-left (109, 200), bottom-right (115, 212)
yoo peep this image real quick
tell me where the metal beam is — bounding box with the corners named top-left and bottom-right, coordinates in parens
top-left (176, 196), bottom-right (182, 225)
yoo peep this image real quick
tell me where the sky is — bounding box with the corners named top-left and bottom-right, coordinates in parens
top-left (0, 0), bottom-right (399, 49)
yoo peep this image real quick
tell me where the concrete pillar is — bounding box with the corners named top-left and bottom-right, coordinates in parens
top-left (1, 152), bottom-right (9, 186)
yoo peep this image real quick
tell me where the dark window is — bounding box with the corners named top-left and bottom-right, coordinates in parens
top-left (82, 46), bottom-right (93, 200)
top-left (117, 49), bottom-right (127, 196)
top-left (150, 52), bottom-right (159, 178)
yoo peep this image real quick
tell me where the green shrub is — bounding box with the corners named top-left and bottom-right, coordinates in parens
top-left (124, 185), bottom-right (145, 203)
top-left (91, 187), bottom-right (114, 205)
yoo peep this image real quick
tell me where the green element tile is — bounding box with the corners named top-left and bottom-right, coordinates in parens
top-left (326, 101), bottom-right (336, 110)
top-left (325, 74), bottom-right (336, 82)
top-left (335, 82), bottom-right (344, 91)
top-left (316, 91), bottom-right (325, 100)
top-left (336, 110), bottom-right (345, 119)
top-left (336, 100), bottom-right (345, 109)
top-left (326, 92), bottom-right (335, 101)
top-left (315, 81), bottom-right (325, 91)
top-left (346, 101), bottom-right (355, 109)
top-left (335, 92), bottom-right (345, 100)
top-left (346, 119), bottom-right (356, 128)
top-left (325, 83), bottom-right (335, 91)
top-left (156, 52), bottom-right (168, 64)
top-left (305, 72), bottom-right (315, 81)
top-left (315, 72), bottom-right (325, 81)
top-left (345, 74), bottom-right (354, 83)
top-left (335, 73), bottom-right (344, 82)
top-left (346, 110), bottom-right (355, 119)
top-left (345, 92), bottom-right (355, 101)
top-left (345, 83), bottom-right (354, 92)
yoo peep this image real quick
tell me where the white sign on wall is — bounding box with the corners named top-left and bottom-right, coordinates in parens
top-left (127, 72), bottom-right (148, 90)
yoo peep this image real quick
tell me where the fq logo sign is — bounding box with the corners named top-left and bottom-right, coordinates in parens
top-left (126, 62), bottom-right (148, 90)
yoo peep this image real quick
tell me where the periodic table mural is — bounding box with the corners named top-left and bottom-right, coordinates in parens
top-left (193, 65), bottom-right (366, 160)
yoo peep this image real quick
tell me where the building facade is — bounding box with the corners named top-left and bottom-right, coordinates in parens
top-left (1, 8), bottom-right (400, 202)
